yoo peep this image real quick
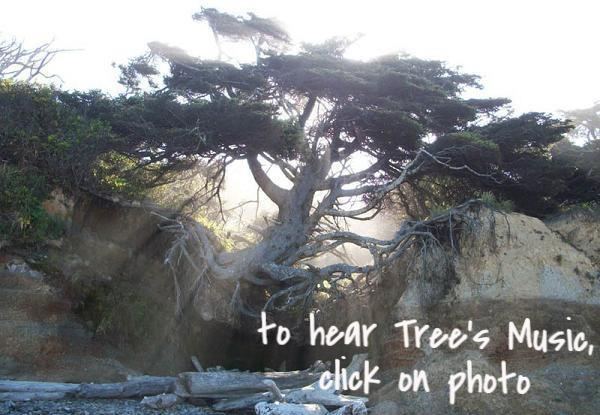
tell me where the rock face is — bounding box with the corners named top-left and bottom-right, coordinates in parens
top-left (373, 206), bottom-right (600, 414)
top-left (0, 191), bottom-right (268, 381)
top-left (55, 192), bottom-right (264, 375)
top-left (397, 209), bottom-right (598, 310)
top-left (546, 208), bottom-right (600, 267)
top-left (0, 256), bottom-right (133, 382)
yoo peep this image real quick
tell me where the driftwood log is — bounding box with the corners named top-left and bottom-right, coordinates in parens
top-left (255, 402), bottom-right (328, 415)
top-left (0, 356), bottom-right (370, 414)
top-left (213, 354), bottom-right (368, 411)
top-left (0, 367), bottom-right (321, 401)
top-left (254, 401), bottom-right (367, 415)
top-left (213, 386), bottom-right (367, 412)
top-left (0, 376), bottom-right (175, 401)
top-left (178, 368), bottom-right (324, 398)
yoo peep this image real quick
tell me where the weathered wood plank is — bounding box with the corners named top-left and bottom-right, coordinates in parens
top-left (0, 376), bottom-right (176, 400)
top-left (78, 376), bottom-right (176, 398)
top-left (180, 369), bottom-right (323, 398)
top-left (286, 387), bottom-right (367, 407)
top-left (0, 381), bottom-right (80, 394)
top-left (180, 371), bottom-right (271, 397)
top-left (255, 402), bottom-right (328, 415)
top-left (213, 391), bottom-right (272, 411)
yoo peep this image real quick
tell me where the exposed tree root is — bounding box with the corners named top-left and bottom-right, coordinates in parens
top-left (160, 198), bottom-right (494, 317)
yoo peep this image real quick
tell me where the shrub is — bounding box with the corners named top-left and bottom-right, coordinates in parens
top-left (479, 191), bottom-right (514, 212)
top-left (0, 165), bottom-right (65, 246)
top-left (0, 81), bottom-right (155, 197)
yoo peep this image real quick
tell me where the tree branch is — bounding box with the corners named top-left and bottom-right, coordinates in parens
top-left (298, 95), bottom-right (317, 128)
top-left (0, 37), bottom-right (71, 82)
top-left (247, 154), bottom-right (289, 207)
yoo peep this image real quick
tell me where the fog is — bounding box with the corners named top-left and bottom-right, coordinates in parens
top-left (2, 1), bottom-right (598, 114)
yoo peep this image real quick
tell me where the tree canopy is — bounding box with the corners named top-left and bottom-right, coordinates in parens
top-left (2, 8), bottom-right (598, 314)
top-left (562, 101), bottom-right (600, 143)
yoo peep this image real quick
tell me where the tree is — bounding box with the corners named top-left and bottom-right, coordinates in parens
top-left (75, 10), bottom-right (582, 314)
top-left (551, 138), bottom-right (600, 206)
top-left (0, 35), bottom-right (66, 82)
top-left (192, 7), bottom-right (290, 60)
top-left (386, 112), bottom-right (576, 218)
top-left (562, 102), bottom-right (600, 143)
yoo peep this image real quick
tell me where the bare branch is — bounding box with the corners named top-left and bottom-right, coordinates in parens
top-left (421, 148), bottom-right (502, 183)
top-left (315, 151), bottom-right (426, 219)
top-left (316, 159), bottom-right (385, 190)
top-left (260, 152), bottom-right (298, 183)
top-left (247, 154), bottom-right (289, 207)
top-left (0, 36), bottom-right (71, 82)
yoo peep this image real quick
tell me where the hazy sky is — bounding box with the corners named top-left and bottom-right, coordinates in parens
top-left (1, 0), bottom-right (599, 115)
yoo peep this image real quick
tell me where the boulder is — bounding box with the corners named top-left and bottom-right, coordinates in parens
top-left (395, 209), bottom-right (598, 315)
top-left (371, 206), bottom-right (600, 414)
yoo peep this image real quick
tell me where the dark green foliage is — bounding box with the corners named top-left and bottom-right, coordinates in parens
top-left (4, 7), bottom-right (596, 224)
top-left (551, 138), bottom-right (600, 207)
top-left (119, 23), bottom-right (596, 217)
top-left (260, 52), bottom-right (507, 162)
top-left (468, 113), bottom-right (580, 215)
top-left (414, 113), bottom-right (588, 217)
top-left (480, 191), bottom-right (514, 212)
top-left (428, 131), bottom-right (501, 172)
top-left (0, 81), bottom-right (295, 198)
top-left (193, 7), bottom-right (290, 46)
top-left (127, 43), bottom-right (511, 173)
top-left (0, 165), bottom-right (64, 245)
top-left (0, 81), bottom-right (119, 191)
top-left (110, 93), bottom-right (302, 159)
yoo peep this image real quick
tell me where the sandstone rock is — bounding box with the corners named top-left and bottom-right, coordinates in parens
top-left (52, 192), bottom-right (254, 375)
top-left (0, 263), bottom-right (133, 382)
top-left (395, 208), bottom-right (599, 316)
top-left (546, 208), bottom-right (600, 267)
top-left (372, 207), bottom-right (600, 414)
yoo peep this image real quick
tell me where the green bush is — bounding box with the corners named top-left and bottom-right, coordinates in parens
top-left (479, 191), bottom-right (514, 212)
top-left (0, 81), bottom-right (156, 198)
top-left (0, 81), bottom-right (113, 190)
top-left (0, 165), bottom-right (65, 246)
